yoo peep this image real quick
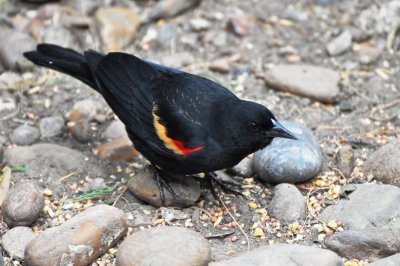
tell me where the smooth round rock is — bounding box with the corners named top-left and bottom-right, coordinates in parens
top-left (1, 180), bottom-right (44, 228)
top-left (268, 183), bottom-right (307, 222)
top-left (2, 226), bottom-right (36, 260)
top-left (228, 156), bottom-right (254, 178)
top-left (102, 120), bottom-right (126, 140)
top-left (11, 125), bottom-right (40, 146)
top-left (40, 116), bottom-right (64, 137)
top-left (116, 227), bottom-right (211, 266)
top-left (25, 205), bottom-right (128, 266)
top-left (128, 168), bottom-right (201, 207)
top-left (253, 121), bottom-right (322, 184)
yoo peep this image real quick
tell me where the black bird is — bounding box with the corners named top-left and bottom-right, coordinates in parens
top-left (24, 44), bottom-right (297, 202)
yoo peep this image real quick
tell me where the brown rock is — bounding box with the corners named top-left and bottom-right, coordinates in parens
top-left (95, 135), bottom-right (140, 161)
top-left (335, 145), bottom-right (354, 177)
top-left (116, 227), bottom-right (210, 266)
top-left (1, 181), bottom-right (44, 228)
top-left (68, 120), bottom-right (92, 143)
top-left (208, 59), bottom-right (230, 74)
top-left (264, 65), bottom-right (340, 103)
top-left (226, 16), bottom-right (249, 37)
top-left (94, 7), bottom-right (140, 51)
top-left (25, 205), bottom-right (128, 266)
top-left (127, 168), bottom-right (201, 207)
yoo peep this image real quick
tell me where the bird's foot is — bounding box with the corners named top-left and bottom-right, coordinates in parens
top-left (206, 172), bottom-right (242, 199)
top-left (152, 166), bottom-right (179, 206)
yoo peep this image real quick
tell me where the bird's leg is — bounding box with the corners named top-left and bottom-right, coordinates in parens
top-left (152, 166), bottom-right (179, 205)
top-left (206, 172), bottom-right (242, 198)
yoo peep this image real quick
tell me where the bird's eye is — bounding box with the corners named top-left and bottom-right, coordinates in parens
top-left (247, 122), bottom-right (261, 132)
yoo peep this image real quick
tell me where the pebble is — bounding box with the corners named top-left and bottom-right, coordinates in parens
top-left (0, 97), bottom-right (16, 117)
top-left (208, 59), bottom-right (230, 74)
top-left (335, 145), bottom-right (354, 178)
top-left (364, 141), bottom-right (400, 186)
top-left (68, 119), bottom-right (92, 143)
top-left (67, 99), bottom-right (103, 122)
top-left (11, 124), bottom-right (40, 146)
top-left (94, 6), bottom-right (140, 51)
top-left (43, 25), bottom-right (77, 48)
top-left (210, 244), bottom-right (342, 266)
top-left (116, 227), bottom-right (210, 266)
top-left (369, 253), bottom-right (400, 266)
top-left (140, 0), bottom-right (202, 23)
top-left (95, 135), bottom-right (140, 161)
top-left (0, 71), bottom-right (23, 90)
top-left (0, 27), bottom-right (36, 71)
top-left (81, 178), bottom-right (107, 193)
top-left (128, 168), bottom-right (201, 207)
top-left (264, 65), bottom-right (340, 103)
top-left (189, 18), bottom-right (211, 31)
top-left (326, 30), bottom-right (352, 56)
top-left (2, 227), bottom-right (36, 260)
top-left (102, 120), bottom-right (126, 140)
top-left (1, 180), bottom-right (44, 228)
top-left (253, 121), bottom-right (322, 184)
top-left (25, 205), bottom-right (128, 266)
top-left (268, 183), bottom-right (307, 222)
top-left (161, 52), bottom-right (195, 68)
top-left (156, 24), bottom-right (176, 47)
top-left (228, 156), bottom-right (254, 178)
top-left (40, 116), bottom-right (64, 137)
top-left (358, 45), bottom-right (382, 64)
top-left (226, 16), bottom-right (249, 36)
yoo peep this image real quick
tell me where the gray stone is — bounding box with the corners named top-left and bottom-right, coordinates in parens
top-left (116, 227), bottom-right (210, 266)
top-left (25, 205), bottom-right (128, 266)
top-left (161, 52), bottom-right (195, 68)
top-left (268, 183), bottom-right (307, 222)
top-left (210, 244), bottom-right (343, 266)
top-left (0, 72), bottom-right (23, 90)
top-left (2, 227), bottom-right (36, 260)
top-left (43, 25), bottom-right (77, 48)
top-left (140, 0), bottom-right (202, 23)
top-left (0, 97), bottom-right (16, 115)
top-left (189, 18), bottom-right (211, 31)
top-left (364, 141), bottom-right (400, 186)
top-left (11, 125), bottom-right (40, 146)
top-left (228, 156), bottom-right (254, 178)
top-left (326, 30), bottom-right (352, 56)
top-left (320, 184), bottom-right (400, 230)
top-left (335, 145), bottom-right (354, 177)
top-left (1, 181), bottom-right (44, 228)
top-left (253, 121), bottom-right (322, 184)
top-left (323, 228), bottom-right (400, 260)
top-left (369, 253), bottom-right (400, 266)
top-left (264, 65), bottom-right (340, 103)
top-left (40, 116), bottom-right (65, 137)
top-left (102, 120), bottom-right (126, 140)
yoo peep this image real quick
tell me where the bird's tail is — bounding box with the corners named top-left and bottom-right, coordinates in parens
top-left (23, 44), bottom-right (100, 89)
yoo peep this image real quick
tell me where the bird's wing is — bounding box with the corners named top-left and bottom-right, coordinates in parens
top-left (92, 52), bottom-right (237, 158)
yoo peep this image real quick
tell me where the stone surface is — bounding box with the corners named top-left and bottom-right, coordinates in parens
top-left (116, 227), bottom-right (210, 266)
top-left (369, 253), bottom-right (400, 266)
top-left (102, 120), bottom-right (126, 140)
top-left (0, 97), bottom-right (16, 118)
top-left (364, 141), bottom-right (400, 186)
top-left (326, 30), bottom-right (352, 56)
top-left (25, 205), bottom-right (128, 266)
top-left (68, 119), bottom-right (92, 143)
top-left (0, 27), bottom-right (36, 71)
top-left (40, 116), bottom-right (64, 137)
top-left (94, 6), bottom-right (140, 51)
top-left (67, 99), bottom-right (103, 121)
top-left (11, 125), bottom-right (40, 146)
top-left (141, 0), bottom-right (202, 23)
top-left (0, 72), bottom-right (23, 90)
top-left (320, 184), bottom-right (400, 230)
top-left (264, 65), bottom-right (340, 103)
top-left (128, 168), bottom-right (201, 207)
top-left (95, 135), bottom-right (140, 161)
top-left (253, 121), bottom-right (322, 184)
top-left (323, 228), bottom-right (400, 260)
top-left (335, 145), bottom-right (354, 177)
top-left (43, 25), bottom-right (77, 48)
top-left (268, 183), bottom-right (307, 222)
top-left (228, 156), bottom-right (254, 178)
top-left (1, 181), bottom-right (44, 228)
top-left (2, 226), bottom-right (36, 260)
top-left (210, 244), bottom-right (343, 266)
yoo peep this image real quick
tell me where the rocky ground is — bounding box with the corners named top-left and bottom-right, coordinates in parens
top-left (0, 0), bottom-right (400, 265)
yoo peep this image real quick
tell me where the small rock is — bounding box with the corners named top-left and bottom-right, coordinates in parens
top-left (226, 16), bottom-right (249, 37)
top-left (102, 120), bottom-right (126, 140)
top-left (161, 52), bottom-right (195, 68)
top-left (140, 0), bottom-right (202, 23)
top-left (2, 227), bottom-right (36, 260)
top-left (43, 25), bottom-right (77, 48)
top-left (369, 253), bottom-right (400, 266)
top-left (0, 72), bottom-right (23, 90)
top-left (268, 183), bottom-right (307, 222)
top-left (264, 65), bottom-right (340, 103)
top-left (358, 45), bottom-right (382, 64)
top-left (228, 156), bottom-right (254, 178)
top-left (189, 18), bottom-right (211, 31)
top-left (364, 141), bottom-right (400, 186)
top-left (11, 125), bottom-right (40, 146)
top-left (128, 168), bottom-right (201, 207)
top-left (0, 97), bottom-right (16, 115)
top-left (0, 27), bottom-right (36, 71)
top-left (68, 120), bottom-right (92, 143)
top-left (95, 135), bottom-right (140, 161)
top-left (156, 24), bottom-right (176, 47)
top-left (94, 6), bottom-right (140, 51)
top-left (253, 121), bottom-right (322, 183)
top-left (208, 59), bottom-right (230, 74)
top-left (326, 30), bottom-right (352, 56)
top-left (67, 99), bottom-right (103, 122)
top-left (25, 205), bottom-right (128, 266)
top-left (40, 116), bottom-right (64, 137)
top-left (1, 181), bottom-right (44, 228)
top-left (116, 227), bottom-right (210, 266)
top-left (81, 178), bottom-right (107, 193)
top-left (210, 244), bottom-right (342, 266)
top-left (335, 145), bottom-right (354, 177)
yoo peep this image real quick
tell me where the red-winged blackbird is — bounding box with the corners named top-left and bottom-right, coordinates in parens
top-left (24, 44), bottom-right (296, 202)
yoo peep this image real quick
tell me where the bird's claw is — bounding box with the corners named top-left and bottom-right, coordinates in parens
top-left (207, 172), bottom-right (243, 198)
top-left (152, 166), bottom-right (179, 206)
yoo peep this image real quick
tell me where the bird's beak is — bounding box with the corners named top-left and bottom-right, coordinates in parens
top-left (266, 120), bottom-right (298, 140)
